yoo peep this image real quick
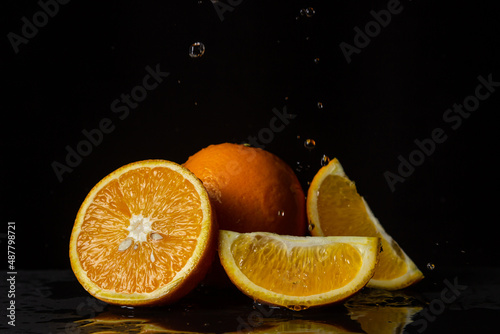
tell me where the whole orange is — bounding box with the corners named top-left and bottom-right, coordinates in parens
top-left (184, 143), bottom-right (306, 236)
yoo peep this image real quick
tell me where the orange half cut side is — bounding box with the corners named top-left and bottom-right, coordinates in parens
top-left (69, 160), bottom-right (216, 306)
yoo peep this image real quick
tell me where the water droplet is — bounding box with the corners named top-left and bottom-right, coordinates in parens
top-left (290, 305), bottom-right (309, 311)
top-left (299, 8), bottom-right (306, 16)
top-left (313, 57), bottom-right (320, 64)
top-left (308, 223), bottom-right (315, 232)
top-left (321, 154), bottom-right (330, 166)
top-left (277, 210), bottom-right (285, 216)
top-left (295, 161), bottom-right (304, 172)
top-left (304, 139), bottom-right (316, 150)
top-left (317, 102), bottom-right (324, 109)
top-left (305, 7), bottom-right (315, 17)
top-left (189, 42), bottom-right (205, 58)
top-left (427, 263), bottom-right (435, 270)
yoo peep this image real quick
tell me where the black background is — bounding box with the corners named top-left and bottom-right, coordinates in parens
top-left (1, 0), bottom-right (499, 273)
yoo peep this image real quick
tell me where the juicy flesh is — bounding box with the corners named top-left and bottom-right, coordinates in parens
top-left (317, 175), bottom-right (407, 280)
top-left (230, 234), bottom-right (362, 296)
top-left (77, 167), bottom-right (203, 294)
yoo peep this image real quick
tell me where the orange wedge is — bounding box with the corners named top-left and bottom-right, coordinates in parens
top-left (69, 160), bottom-right (216, 306)
top-left (218, 230), bottom-right (380, 310)
top-left (306, 158), bottom-right (423, 290)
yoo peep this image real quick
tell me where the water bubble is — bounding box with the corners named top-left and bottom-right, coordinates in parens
top-left (313, 57), bottom-right (320, 64)
top-left (426, 263), bottom-right (436, 271)
top-left (289, 305), bottom-right (309, 311)
top-left (321, 154), bottom-right (330, 166)
top-left (304, 139), bottom-right (316, 150)
top-left (299, 7), bottom-right (315, 18)
top-left (189, 42), bottom-right (205, 58)
top-left (305, 7), bottom-right (315, 17)
top-left (277, 210), bottom-right (285, 216)
top-left (317, 102), bottom-right (324, 109)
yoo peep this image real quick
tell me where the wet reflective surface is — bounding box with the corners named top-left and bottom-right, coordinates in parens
top-left (1, 267), bottom-right (498, 333)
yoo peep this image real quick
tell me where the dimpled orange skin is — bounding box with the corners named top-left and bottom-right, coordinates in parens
top-left (184, 143), bottom-right (307, 236)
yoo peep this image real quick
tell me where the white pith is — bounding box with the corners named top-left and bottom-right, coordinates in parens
top-left (126, 214), bottom-right (153, 243)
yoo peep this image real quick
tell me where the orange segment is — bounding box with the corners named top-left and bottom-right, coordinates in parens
top-left (230, 233), bottom-right (362, 296)
top-left (307, 158), bottom-right (423, 290)
top-left (218, 230), bottom-right (380, 310)
top-left (69, 160), bottom-right (216, 306)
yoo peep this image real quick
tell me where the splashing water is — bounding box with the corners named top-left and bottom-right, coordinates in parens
top-left (321, 154), bottom-right (330, 166)
top-left (305, 7), bottom-right (315, 17)
top-left (189, 42), bottom-right (205, 58)
top-left (304, 139), bottom-right (316, 150)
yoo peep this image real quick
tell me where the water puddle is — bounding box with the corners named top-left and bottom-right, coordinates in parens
top-left (3, 268), bottom-right (499, 333)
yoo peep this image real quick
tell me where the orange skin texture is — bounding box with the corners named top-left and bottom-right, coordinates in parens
top-left (184, 143), bottom-right (307, 236)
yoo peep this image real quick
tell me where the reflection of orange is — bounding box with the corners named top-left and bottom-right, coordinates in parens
top-left (69, 160), bottom-right (216, 306)
top-left (184, 143), bottom-right (306, 236)
top-left (307, 159), bottom-right (423, 290)
top-left (346, 288), bottom-right (424, 333)
top-left (228, 319), bottom-right (362, 334)
top-left (218, 230), bottom-right (380, 310)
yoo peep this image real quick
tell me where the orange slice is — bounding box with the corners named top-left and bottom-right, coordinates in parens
top-left (306, 158), bottom-right (423, 290)
top-left (69, 160), bottom-right (216, 306)
top-left (218, 230), bottom-right (380, 310)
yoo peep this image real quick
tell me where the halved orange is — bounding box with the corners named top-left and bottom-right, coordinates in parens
top-left (307, 158), bottom-right (423, 290)
top-left (218, 230), bottom-right (380, 310)
top-left (69, 160), bottom-right (216, 306)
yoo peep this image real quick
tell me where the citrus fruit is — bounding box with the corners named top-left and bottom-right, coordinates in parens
top-left (184, 143), bottom-right (306, 236)
top-left (218, 230), bottom-right (380, 310)
top-left (306, 158), bottom-right (423, 290)
top-left (69, 160), bottom-right (217, 306)
top-left (346, 289), bottom-right (423, 334)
